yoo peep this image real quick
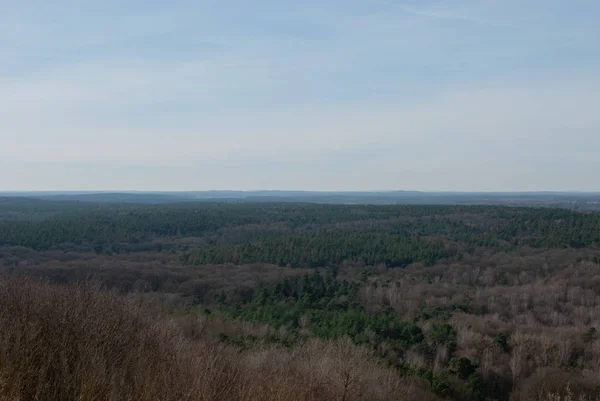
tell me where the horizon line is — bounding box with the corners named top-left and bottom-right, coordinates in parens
top-left (2, 190), bottom-right (600, 195)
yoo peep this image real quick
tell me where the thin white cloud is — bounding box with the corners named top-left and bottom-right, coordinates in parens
top-left (380, 1), bottom-right (505, 27)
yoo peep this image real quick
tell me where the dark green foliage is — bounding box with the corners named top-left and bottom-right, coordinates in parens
top-left (425, 371), bottom-right (451, 397)
top-left (2, 202), bottom-right (600, 269)
top-left (221, 272), bottom-right (424, 349)
top-left (359, 269), bottom-right (374, 283)
top-left (449, 357), bottom-right (478, 380)
top-left (427, 323), bottom-right (457, 353)
top-left (493, 332), bottom-right (510, 352)
top-left (415, 341), bottom-right (436, 357)
top-left (186, 231), bottom-right (447, 267)
top-left (216, 272), bottom-right (478, 399)
top-left (466, 374), bottom-right (485, 401)
top-left (584, 327), bottom-right (597, 343)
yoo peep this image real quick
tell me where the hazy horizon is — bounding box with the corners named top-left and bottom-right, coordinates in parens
top-left (3, 1), bottom-right (600, 191)
top-left (2, 189), bottom-right (600, 195)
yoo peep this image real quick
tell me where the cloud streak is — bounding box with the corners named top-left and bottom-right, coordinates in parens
top-left (380, 1), bottom-right (504, 27)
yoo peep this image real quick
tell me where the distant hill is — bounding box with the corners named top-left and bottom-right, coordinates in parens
top-left (1, 190), bottom-right (599, 210)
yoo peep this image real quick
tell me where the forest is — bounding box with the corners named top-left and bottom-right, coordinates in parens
top-left (1, 198), bottom-right (600, 400)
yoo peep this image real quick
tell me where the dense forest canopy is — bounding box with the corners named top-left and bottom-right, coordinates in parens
top-left (2, 198), bottom-right (600, 401)
top-left (1, 201), bottom-right (599, 264)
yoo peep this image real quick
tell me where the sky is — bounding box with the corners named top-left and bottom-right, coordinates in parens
top-left (1, 0), bottom-right (600, 191)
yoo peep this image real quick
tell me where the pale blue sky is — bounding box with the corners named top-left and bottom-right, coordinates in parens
top-left (2, 0), bottom-right (600, 191)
